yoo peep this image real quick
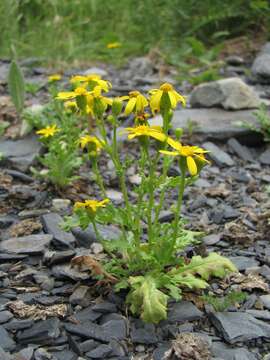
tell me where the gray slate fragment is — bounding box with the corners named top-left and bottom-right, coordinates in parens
top-left (41, 213), bottom-right (75, 248)
top-left (246, 310), bottom-right (270, 320)
top-left (0, 311), bottom-right (13, 324)
top-left (229, 256), bottom-right (259, 271)
top-left (86, 344), bottom-right (112, 359)
top-left (259, 294), bottom-right (270, 309)
top-left (211, 341), bottom-right (258, 360)
top-left (259, 148), bottom-right (270, 165)
top-left (203, 142), bottom-right (235, 166)
top-left (0, 326), bottom-right (16, 351)
top-left (72, 224), bottom-right (121, 247)
top-left (0, 135), bottom-right (42, 172)
top-left (102, 319), bottom-right (128, 340)
top-left (0, 346), bottom-right (12, 360)
top-left (0, 234), bottom-right (52, 254)
top-left (65, 322), bottom-right (109, 342)
top-left (227, 138), bottom-right (254, 162)
top-left (210, 311), bottom-right (270, 343)
top-left (69, 286), bottom-right (92, 307)
top-left (167, 301), bottom-right (203, 323)
top-left (252, 53), bottom-right (270, 83)
top-left (17, 318), bottom-right (60, 345)
top-left (52, 264), bottom-right (90, 281)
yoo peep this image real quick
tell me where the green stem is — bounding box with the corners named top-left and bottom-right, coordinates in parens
top-left (92, 157), bottom-right (106, 197)
top-left (91, 219), bottom-right (103, 242)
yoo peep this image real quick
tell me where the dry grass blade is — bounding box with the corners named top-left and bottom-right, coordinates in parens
top-left (71, 255), bottom-right (118, 284)
top-left (8, 300), bottom-right (67, 320)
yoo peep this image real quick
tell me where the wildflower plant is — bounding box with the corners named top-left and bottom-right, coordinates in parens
top-left (54, 75), bottom-right (237, 323)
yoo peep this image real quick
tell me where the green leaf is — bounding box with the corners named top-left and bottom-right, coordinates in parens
top-left (8, 60), bottom-right (25, 114)
top-left (127, 275), bottom-right (168, 323)
top-left (180, 252), bottom-right (237, 280)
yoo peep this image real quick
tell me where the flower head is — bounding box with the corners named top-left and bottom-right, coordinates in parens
top-left (78, 135), bottom-right (104, 155)
top-left (56, 86), bottom-right (89, 100)
top-left (124, 125), bottom-right (166, 142)
top-left (74, 199), bottom-right (109, 214)
top-left (36, 124), bottom-right (60, 138)
top-left (149, 83), bottom-right (186, 113)
top-left (107, 42), bottom-right (122, 49)
top-left (48, 74), bottom-right (62, 82)
top-left (121, 91), bottom-right (148, 115)
top-left (160, 138), bottom-right (209, 176)
top-left (70, 74), bottom-right (112, 93)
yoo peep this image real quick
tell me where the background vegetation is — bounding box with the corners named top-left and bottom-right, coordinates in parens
top-left (1, 0), bottom-right (269, 66)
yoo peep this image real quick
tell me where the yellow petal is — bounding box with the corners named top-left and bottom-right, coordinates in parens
top-left (173, 90), bottom-right (186, 107)
top-left (149, 131), bottom-right (166, 142)
top-left (159, 150), bottom-right (179, 156)
top-left (150, 90), bottom-right (162, 112)
top-left (56, 91), bottom-right (76, 100)
top-left (168, 91), bottom-right (177, 108)
top-left (167, 137), bottom-right (182, 151)
top-left (125, 97), bottom-right (137, 115)
top-left (187, 156), bottom-right (197, 176)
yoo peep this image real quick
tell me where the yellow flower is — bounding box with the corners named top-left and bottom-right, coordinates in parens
top-left (78, 135), bottom-right (104, 151)
top-left (48, 74), bottom-right (62, 82)
top-left (36, 124), bottom-right (60, 138)
top-left (107, 42), bottom-right (122, 49)
top-left (74, 199), bottom-right (109, 213)
top-left (121, 91), bottom-right (148, 115)
top-left (56, 86), bottom-right (89, 100)
top-left (149, 83), bottom-right (186, 113)
top-left (160, 138), bottom-right (209, 176)
top-left (70, 74), bottom-right (112, 93)
top-left (124, 125), bottom-right (166, 142)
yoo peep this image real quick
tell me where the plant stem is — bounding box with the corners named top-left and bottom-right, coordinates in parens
top-left (91, 219), bottom-right (103, 242)
top-left (92, 157), bottom-right (106, 197)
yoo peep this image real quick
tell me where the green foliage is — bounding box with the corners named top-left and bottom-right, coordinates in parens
top-left (202, 290), bottom-right (247, 312)
top-left (25, 81), bottom-right (42, 95)
top-left (252, 104), bottom-right (270, 142)
top-left (0, 121), bottom-right (9, 136)
top-left (190, 68), bottom-right (222, 86)
top-left (0, 0), bottom-right (269, 65)
top-left (8, 60), bottom-right (25, 114)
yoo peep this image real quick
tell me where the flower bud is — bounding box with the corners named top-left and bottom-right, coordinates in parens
top-left (112, 97), bottom-right (123, 116)
top-left (174, 128), bottom-right (183, 139)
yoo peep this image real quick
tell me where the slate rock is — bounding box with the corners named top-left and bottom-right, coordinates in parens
top-left (246, 310), bottom-right (270, 320)
top-left (259, 148), bottom-right (270, 165)
top-left (252, 53), bottom-right (270, 83)
top-left (69, 286), bottom-right (92, 307)
top-left (203, 233), bottom-right (222, 245)
top-left (190, 78), bottom-right (260, 110)
top-left (15, 347), bottom-right (35, 360)
top-left (209, 311), bottom-right (270, 343)
top-left (72, 224), bottom-right (121, 247)
top-left (150, 108), bottom-right (264, 144)
top-left (102, 319), bottom-right (128, 340)
top-left (259, 294), bottom-right (270, 309)
top-left (52, 264), bottom-right (90, 281)
top-left (51, 350), bottom-right (77, 360)
top-left (0, 346), bottom-right (12, 360)
top-left (229, 256), bottom-right (259, 271)
top-left (211, 341), bottom-right (258, 360)
top-left (86, 344), bottom-right (112, 359)
top-left (65, 322), bottom-right (109, 342)
top-left (0, 135), bottom-right (42, 172)
top-left (73, 306), bottom-right (102, 323)
top-left (41, 213), bottom-right (75, 248)
top-left (203, 142), bottom-right (235, 166)
top-left (0, 325), bottom-right (16, 351)
top-left (153, 343), bottom-right (171, 360)
top-left (130, 323), bottom-right (158, 344)
top-left (227, 138), bottom-right (254, 162)
top-left (92, 301), bottom-right (117, 314)
top-left (4, 319), bottom-right (34, 331)
top-left (79, 339), bottom-right (100, 353)
top-left (167, 301), bottom-right (203, 323)
top-left (17, 317), bottom-right (60, 345)
top-left (44, 250), bottom-right (75, 266)
top-left (0, 311), bottom-right (13, 324)
top-left (0, 234), bottom-right (52, 254)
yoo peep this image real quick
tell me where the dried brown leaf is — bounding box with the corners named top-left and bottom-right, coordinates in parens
top-left (9, 218), bottom-right (42, 237)
top-left (8, 300), bottom-right (67, 320)
top-left (227, 273), bottom-right (269, 292)
top-left (204, 184), bottom-right (231, 198)
top-left (71, 255), bottom-right (118, 284)
top-left (164, 333), bottom-right (211, 360)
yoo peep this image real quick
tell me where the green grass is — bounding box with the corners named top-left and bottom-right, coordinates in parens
top-left (0, 0), bottom-right (269, 67)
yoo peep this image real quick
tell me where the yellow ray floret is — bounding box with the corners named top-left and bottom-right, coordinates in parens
top-left (36, 124), bottom-right (60, 138)
top-left (74, 199), bottom-right (110, 213)
top-left (121, 91), bottom-right (148, 115)
top-left (78, 135), bottom-right (104, 150)
top-left (48, 74), bottom-right (62, 82)
top-left (124, 125), bottom-right (167, 142)
top-left (56, 87), bottom-right (89, 100)
top-left (149, 83), bottom-right (186, 113)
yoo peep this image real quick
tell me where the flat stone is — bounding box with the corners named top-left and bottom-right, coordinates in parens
top-left (246, 310), bottom-right (270, 320)
top-left (17, 318), bottom-right (60, 345)
top-left (92, 301), bottom-right (117, 314)
top-left (4, 319), bottom-right (34, 331)
top-left (69, 286), bottom-right (92, 307)
top-left (211, 341), bottom-right (258, 360)
top-left (102, 319), bottom-right (128, 340)
top-left (79, 339), bottom-right (100, 353)
top-left (0, 311), bottom-right (13, 324)
top-left (259, 294), bottom-right (270, 309)
top-left (0, 325), bottom-right (16, 351)
top-left (86, 344), bottom-right (112, 359)
top-left (0, 234), bottom-right (52, 254)
top-left (210, 311), bottom-right (270, 343)
top-left (203, 233), bottom-right (222, 245)
top-left (65, 322), bottom-right (109, 343)
top-left (0, 135), bottom-right (42, 172)
top-left (50, 350), bottom-right (77, 360)
top-left (72, 224), bottom-right (121, 247)
top-left (229, 256), bottom-right (259, 271)
top-left (41, 213), bottom-right (75, 248)
top-left (0, 346), bottom-right (12, 360)
top-left (130, 323), bottom-right (158, 344)
top-left (227, 138), bottom-right (254, 162)
top-left (190, 78), bottom-right (260, 110)
top-left (44, 250), bottom-right (75, 266)
top-left (150, 108), bottom-right (265, 144)
top-left (252, 53), bottom-right (270, 83)
top-left (203, 142), bottom-right (235, 166)
top-left (52, 198), bottom-right (71, 212)
top-left (52, 264), bottom-right (90, 281)
top-left (73, 306), bottom-right (102, 323)
top-left (15, 347), bottom-right (34, 360)
top-left (167, 301), bottom-right (203, 323)
top-left (259, 148), bottom-right (270, 165)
